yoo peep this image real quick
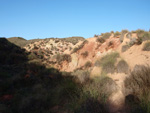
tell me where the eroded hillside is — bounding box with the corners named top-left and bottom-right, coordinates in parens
top-left (2, 29), bottom-right (150, 113)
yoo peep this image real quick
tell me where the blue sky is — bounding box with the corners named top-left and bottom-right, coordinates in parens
top-left (0, 0), bottom-right (150, 40)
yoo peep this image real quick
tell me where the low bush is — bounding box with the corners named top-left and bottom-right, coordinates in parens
top-left (74, 76), bottom-right (117, 113)
top-left (61, 37), bottom-right (85, 45)
top-left (142, 42), bottom-right (150, 51)
top-left (124, 65), bottom-right (150, 113)
top-left (94, 34), bottom-right (99, 37)
top-left (121, 29), bottom-right (129, 34)
top-left (56, 54), bottom-right (72, 63)
top-left (72, 70), bottom-right (90, 83)
top-left (95, 52), bottom-right (119, 73)
top-left (101, 32), bottom-right (111, 39)
top-left (128, 38), bottom-right (137, 46)
top-left (84, 61), bottom-right (92, 68)
top-left (108, 41), bottom-right (113, 46)
top-left (114, 31), bottom-right (121, 37)
top-left (96, 37), bottom-right (105, 43)
top-left (81, 51), bottom-right (88, 58)
top-left (116, 60), bottom-right (129, 73)
top-left (72, 40), bottom-right (88, 53)
top-left (120, 34), bottom-right (124, 43)
top-left (121, 45), bottom-right (130, 52)
top-left (126, 32), bottom-right (132, 39)
top-left (119, 30), bottom-right (129, 43)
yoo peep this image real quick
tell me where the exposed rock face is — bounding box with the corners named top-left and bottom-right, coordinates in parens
top-left (22, 35), bottom-right (121, 72)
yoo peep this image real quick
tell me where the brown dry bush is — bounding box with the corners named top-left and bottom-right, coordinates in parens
top-left (81, 51), bottom-right (88, 58)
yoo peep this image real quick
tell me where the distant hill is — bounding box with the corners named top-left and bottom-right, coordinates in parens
top-left (7, 37), bottom-right (42, 47)
top-left (6, 36), bottom-right (85, 47)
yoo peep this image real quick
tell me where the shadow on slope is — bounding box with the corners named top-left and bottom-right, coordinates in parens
top-left (0, 38), bottom-right (109, 113)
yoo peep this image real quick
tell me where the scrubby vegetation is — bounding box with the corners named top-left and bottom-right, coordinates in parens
top-left (84, 61), bottom-right (92, 68)
top-left (119, 30), bottom-right (129, 43)
top-left (1, 38), bottom-right (115, 113)
top-left (121, 45), bottom-right (130, 52)
top-left (96, 37), bottom-right (105, 43)
top-left (132, 29), bottom-right (150, 44)
top-left (61, 36), bottom-right (85, 45)
top-left (116, 59), bottom-right (129, 73)
top-left (81, 51), bottom-right (88, 58)
top-left (55, 53), bottom-right (72, 63)
top-left (101, 32), bottom-right (111, 39)
top-left (72, 40), bottom-right (88, 53)
top-left (114, 31), bottom-right (121, 37)
top-left (124, 65), bottom-right (150, 113)
top-left (95, 52), bottom-right (119, 73)
top-left (7, 37), bottom-right (42, 47)
top-left (142, 41), bottom-right (150, 51)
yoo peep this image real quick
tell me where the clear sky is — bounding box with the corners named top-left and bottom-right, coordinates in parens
top-left (0, 0), bottom-right (150, 40)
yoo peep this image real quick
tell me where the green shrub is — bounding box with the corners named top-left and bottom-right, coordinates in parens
top-left (116, 60), bottom-right (129, 73)
top-left (72, 70), bottom-right (90, 83)
top-left (124, 65), bottom-right (150, 113)
top-left (121, 29), bottom-right (129, 34)
top-left (121, 45), bottom-right (130, 52)
top-left (95, 52), bottom-right (119, 73)
top-left (56, 54), bottom-right (72, 63)
top-left (120, 34), bottom-right (125, 43)
top-left (94, 34), bottom-right (99, 37)
top-left (101, 32), bottom-right (111, 39)
top-left (119, 30), bottom-right (129, 43)
top-left (142, 42), bottom-right (150, 51)
top-left (108, 41), bottom-right (113, 46)
top-left (61, 37), bottom-right (85, 45)
top-left (128, 38), bottom-right (137, 46)
top-left (72, 40), bottom-right (88, 53)
top-left (114, 31), bottom-right (121, 37)
top-left (126, 32), bottom-right (132, 39)
top-left (142, 32), bottom-right (150, 41)
top-left (96, 37), bottom-right (105, 43)
top-left (81, 51), bottom-right (88, 58)
top-left (84, 61), bottom-right (92, 68)
top-left (111, 31), bottom-right (114, 34)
